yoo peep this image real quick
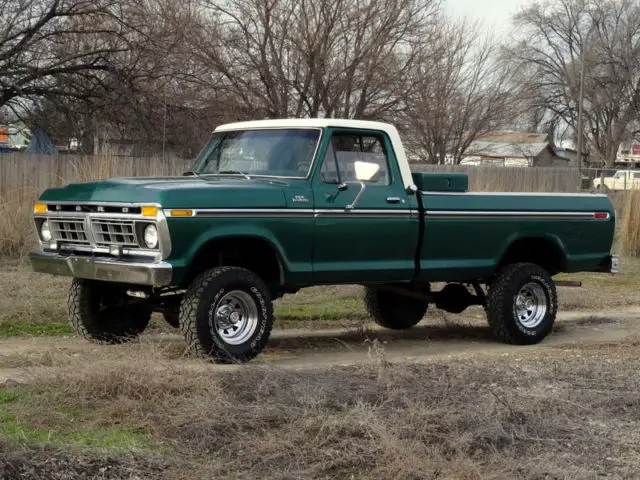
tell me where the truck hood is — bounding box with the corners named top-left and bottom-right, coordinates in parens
top-left (38, 176), bottom-right (290, 209)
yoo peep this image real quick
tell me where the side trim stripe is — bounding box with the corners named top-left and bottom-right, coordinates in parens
top-left (164, 208), bottom-right (413, 219)
top-left (192, 209), bottom-right (314, 218)
top-left (425, 210), bottom-right (610, 220)
top-left (420, 191), bottom-right (609, 198)
top-left (163, 208), bottom-right (610, 220)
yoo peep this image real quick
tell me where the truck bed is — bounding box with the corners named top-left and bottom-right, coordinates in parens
top-left (412, 172), bottom-right (616, 282)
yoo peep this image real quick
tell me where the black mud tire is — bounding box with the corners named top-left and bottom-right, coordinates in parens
top-left (179, 266), bottom-right (273, 363)
top-left (69, 279), bottom-right (152, 344)
top-left (364, 287), bottom-right (428, 330)
top-left (486, 263), bottom-right (557, 345)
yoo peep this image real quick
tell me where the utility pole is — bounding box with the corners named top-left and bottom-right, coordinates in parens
top-left (577, 20), bottom-right (598, 174)
top-left (577, 49), bottom-right (586, 174)
top-left (162, 89), bottom-right (167, 163)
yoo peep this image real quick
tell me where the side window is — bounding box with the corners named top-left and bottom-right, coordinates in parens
top-left (633, 173), bottom-right (640, 179)
top-left (320, 133), bottom-right (390, 185)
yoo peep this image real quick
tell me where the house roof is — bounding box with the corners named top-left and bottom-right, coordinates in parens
top-left (466, 140), bottom-right (551, 159)
top-left (477, 131), bottom-right (548, 143)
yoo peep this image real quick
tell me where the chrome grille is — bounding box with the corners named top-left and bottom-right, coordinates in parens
top-left (91, 219), bottom-right (138, 248)
top-left (49, 218), bottom-right (90, 245)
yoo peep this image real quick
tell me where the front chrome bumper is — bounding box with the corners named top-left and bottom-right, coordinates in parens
top-left (30, 251), bottom-right (173, 286)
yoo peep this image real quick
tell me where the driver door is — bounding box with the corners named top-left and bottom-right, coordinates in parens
top-left (311, 129), bottom-right (416, 284)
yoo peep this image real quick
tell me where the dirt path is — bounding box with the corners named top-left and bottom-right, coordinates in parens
top-left (2, 306), bottom-right (640, 383)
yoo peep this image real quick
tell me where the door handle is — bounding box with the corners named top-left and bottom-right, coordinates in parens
top-left (386, 197), bottom-right (401, 204)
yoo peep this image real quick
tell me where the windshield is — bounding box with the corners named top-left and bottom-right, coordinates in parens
top-left (193, 128), bottom-right (321, 178)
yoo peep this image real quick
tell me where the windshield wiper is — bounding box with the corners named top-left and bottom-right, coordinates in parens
top-left (218, 170), bottom-right (251, 179)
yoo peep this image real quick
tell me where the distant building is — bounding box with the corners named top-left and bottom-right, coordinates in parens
top-left (0, 123), bottom-right (30, 152)
top-left (615, 143), bottom-right (640, 167)
top-left (461, 131), bottom-right (569, 167)
top-left (553, 147), bottom-right (579, 166)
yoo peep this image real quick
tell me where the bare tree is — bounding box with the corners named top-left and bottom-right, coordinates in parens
top-left (0, 0), bottom-right (137, 115)
top-left (403, 16), bottom-right (518, 164)
top-left (192, 0), bottom-right (439, 119)
top-left (19, 0), bottom-right (237, 156)
top-left (507, 0), bottom-right (640, 167)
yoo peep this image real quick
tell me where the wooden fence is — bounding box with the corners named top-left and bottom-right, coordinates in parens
top-left (0, 153), bottom-right (582, 196)
top-left (411, 164), bottom-right (582, 193)
top-left (0, 153), bottom-right (192, 196)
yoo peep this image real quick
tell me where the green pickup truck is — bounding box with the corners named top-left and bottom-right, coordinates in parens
top-left (30, 119), bottom-right (618, 362)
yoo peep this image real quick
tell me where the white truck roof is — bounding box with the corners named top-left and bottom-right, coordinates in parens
top-left (214, 118), bottom-right (414, 190)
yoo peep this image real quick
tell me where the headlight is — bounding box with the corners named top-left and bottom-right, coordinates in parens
top-left (41, 220), bottom-right (52, 242)
top-left (143, 224), bottom-right (158, 249)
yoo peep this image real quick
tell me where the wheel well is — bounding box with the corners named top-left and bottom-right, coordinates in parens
top-left (498, 237), bottom-right (565, 275)
top-left (182, 237), bottom-right (284, 289)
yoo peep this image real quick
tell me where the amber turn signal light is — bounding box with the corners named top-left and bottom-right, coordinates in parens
top-left (34, 203), bottom-right (47, 214)
top-left (141, 206), bottom-right (159, 217)
top-left (169, 209), bottom-right (193, 217)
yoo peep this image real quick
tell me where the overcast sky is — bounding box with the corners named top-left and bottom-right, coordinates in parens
top-left (445, 0), bottom-right (532, 36)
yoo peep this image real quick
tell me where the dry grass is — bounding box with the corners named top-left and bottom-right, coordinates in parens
top-left (3, 340), bottom-right (640, 479)
top-left (0, 190), bottom-right (40, 258)
top-left (0, 259), bottom-right (70, 329)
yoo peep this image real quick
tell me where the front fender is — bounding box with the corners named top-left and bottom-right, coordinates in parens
top-left (167, 221), bottom-right (292, 282)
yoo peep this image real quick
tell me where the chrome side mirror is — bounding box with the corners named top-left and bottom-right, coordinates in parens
top-left (354, 161), bottom-right (381, 182)
top-left (346, 161), bottom-right (381, 210)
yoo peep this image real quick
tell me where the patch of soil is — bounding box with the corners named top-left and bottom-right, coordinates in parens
top-left (0, 443), bottom-right (167, 480)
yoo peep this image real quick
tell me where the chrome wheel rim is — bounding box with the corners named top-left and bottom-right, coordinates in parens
top-left (514, 282), bottom-right (547, 329)
top-left (213, 291), bottom-right (259, 345)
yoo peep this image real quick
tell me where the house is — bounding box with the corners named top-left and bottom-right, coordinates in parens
top-left (0, 123), bottom-right (31, 152)
top-left (553, 146), bottom-right (579, 166)
top-left (461, 131), bottom-right (569, 167)
top-left (615, 143), bottom-right (640, 167)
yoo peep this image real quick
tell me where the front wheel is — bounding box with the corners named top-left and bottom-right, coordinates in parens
top-left (486, 263), bottom-right (557, 345)
top-left (179, 266), bottom-right (273, 363)
top-left (68, 279), bottom-right (152, 344)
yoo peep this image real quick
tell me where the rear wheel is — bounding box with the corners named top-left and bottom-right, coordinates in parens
top-left (68, 279), bottom-right (152, 344)
top-left (486, 263), bottom-right (557, 345)
top-left (179, 266), bottom-right (274, 363)
top-left (364, 287), bottom-right (428, 330)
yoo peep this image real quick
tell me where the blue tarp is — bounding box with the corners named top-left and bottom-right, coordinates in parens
top-left (25, 127), bottom-right (57, 154)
